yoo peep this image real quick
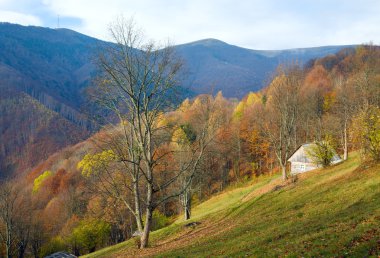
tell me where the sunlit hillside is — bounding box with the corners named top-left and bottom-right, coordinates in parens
top-left (85, 152), bottom-right (380, 257)
top-left (0, 7), bottom-right (379, 257)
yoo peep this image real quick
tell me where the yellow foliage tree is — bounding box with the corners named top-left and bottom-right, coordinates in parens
top-left (172, 127), bottom-right (191, 148)
top-left (33, 170), bottom-right (52, 193)
top-left (246, 92), bottom-right (261, 106)
top-left (78, 150), bottom-right (117, 177)
top-left (155, 112), bottom-right (169, 130)
top-left (179, 98), bottom-right (191, 112)
top-left (233, 101), bottom-right (245, 119)
top-left (352, 106), bottom-right (380, 162)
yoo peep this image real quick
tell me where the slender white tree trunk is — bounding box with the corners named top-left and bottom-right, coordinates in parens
top-left (140, 183), bottom-right (153, 248)
top-left (133, 183), bottom-right (143, 232)
top-left (343, 120), bottom-right (348, 160)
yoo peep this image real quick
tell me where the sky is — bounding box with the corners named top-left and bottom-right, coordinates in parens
top-left (0, 0), bottom-right (379, 50)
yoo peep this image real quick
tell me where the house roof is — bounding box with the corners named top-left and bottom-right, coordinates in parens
top-left (287, 143), bottom-right (342, 163)
top-left (287, 143), bottom-right (310, 162)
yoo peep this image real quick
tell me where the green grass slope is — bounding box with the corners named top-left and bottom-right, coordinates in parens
top-left (84, 152), bottom-right (380, 257)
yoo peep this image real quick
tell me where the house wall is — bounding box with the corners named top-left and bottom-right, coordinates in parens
top-left (288, 146), bottom-right (312, 163)
top-left (290, 161), bottom-right (318, 174)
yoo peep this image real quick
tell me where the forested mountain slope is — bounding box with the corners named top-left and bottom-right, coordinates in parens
top-left (176, 38), bottom-right (353, 97)
top-left (0, 87), bottom-right (90, 177)
top-left (0, 23), bottom-right (354, 177)
top-left (0, 23), bottom-right (99, 176)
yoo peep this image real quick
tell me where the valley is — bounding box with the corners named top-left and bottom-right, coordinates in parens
top-left (0, 17), bottom-right (379, 258)
top-left (0, 23), bottom-right (354, 177)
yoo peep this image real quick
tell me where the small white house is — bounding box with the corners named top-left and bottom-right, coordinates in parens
top-left (287, 143), bottom-right (342, 174)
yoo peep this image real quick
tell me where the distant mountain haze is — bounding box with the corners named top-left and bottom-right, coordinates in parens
top-left (176, 38), bottom-right (354, 97)
top-left (0, 23), bottom-right (355, 176)
top-left (0, 23), bottom-right (99, 177)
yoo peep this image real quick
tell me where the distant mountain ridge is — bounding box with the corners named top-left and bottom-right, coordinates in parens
top-left (176, 38), bottom-right (354, 97)
top-left (0, 23), bottom-right (99, 177)
top-left (0, 23), bottom-right (356, 176)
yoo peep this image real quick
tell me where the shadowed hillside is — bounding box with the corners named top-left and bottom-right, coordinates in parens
top-left (0, 23), bottom-right (100, 176)
top-left (0, 23), bottom-right (355, 177)
top-left (0, 87), bottom-right (90, 177)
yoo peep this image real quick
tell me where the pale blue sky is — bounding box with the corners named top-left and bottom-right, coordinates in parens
top-left (0, 0), bottom-right (379, 49)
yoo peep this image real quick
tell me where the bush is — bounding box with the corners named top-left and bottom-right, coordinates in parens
top-left (143, 210), bottom-right (172, 231)
top-left (352, 106), bottom-right (380, 162)
top-left (40, 237), bottom-right (65, 257)
top-left (69, 218), bottom-right (111, 254)
top-left (306, 139), bottom-right (336, 168)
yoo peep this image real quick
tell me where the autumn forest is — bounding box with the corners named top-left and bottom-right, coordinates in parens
top-left (0, 17), bottom-right (380, 258)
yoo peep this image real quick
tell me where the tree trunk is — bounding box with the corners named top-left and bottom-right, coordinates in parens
top-left (18, 242), bottom-right (27, 258)
top-left (281, 165), bottom-right (287, 181)
top-left (73, 245), bottom-right (80, 256)
top-left (31, 240), bottom-right (41, 258)
top-left (184, 203), bottom-right (191, 220)
top-left (221, 161), bottom-right (229, 190)
top-left (343, 120), bottom-right (348, 160)
top-left (183, 189), bottom-right (191, 220)
top-left (140, 182), bottom-right (153, 249)
top-left (133, 183), bottom-right (143, 232)
top-left (140, 207), bottom-right (153, 248)
top-left (6, 224), bottom-right (11, 258)
top-left (89, 246), bottom-right (96, 253)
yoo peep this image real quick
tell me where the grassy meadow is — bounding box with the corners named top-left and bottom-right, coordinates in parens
top-left (84, 152), bottom-right (380, 257)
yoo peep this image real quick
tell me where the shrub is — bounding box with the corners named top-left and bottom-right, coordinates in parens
top-left (40, 236), bottom-right (65, 257)
top-left (143, 210), bottom-right (172, 231)
top-left (70, 218), bottom-right (111, 253)
top-left (306, 139), bottom-right (336, 168)
top-left (352, 106), bottom-right (380, 162)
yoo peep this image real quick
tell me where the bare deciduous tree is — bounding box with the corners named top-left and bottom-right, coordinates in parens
top-left (0, 182), bottom-right (19, 258)
top-left (334, 76), bottom-right (356, 160)
top-left (80, 17), bottom-right (214, 248)
top-left (261, 66), bottom-right (303, 180)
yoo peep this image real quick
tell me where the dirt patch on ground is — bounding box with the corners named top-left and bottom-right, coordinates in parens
top-left (242, 177), bottom-right (290, 202)
top-left (113, 178), bottom-right (295, 257)
top-left (112, 218), bottom-right (237, 257)
top-left (241, 166), bottom-right (351, 203)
